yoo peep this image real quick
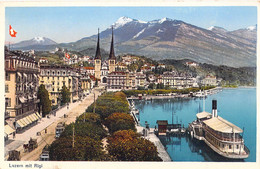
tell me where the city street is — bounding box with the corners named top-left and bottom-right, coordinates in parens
top-left (5, 87), bottom-right (104, 161)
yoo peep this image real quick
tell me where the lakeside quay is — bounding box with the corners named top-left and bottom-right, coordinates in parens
top-left (127, 87), bottom-right (222, 100)
top-left (129, 99), bottom-right (171, 162)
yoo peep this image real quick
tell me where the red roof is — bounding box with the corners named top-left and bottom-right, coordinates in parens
top-left (84, 67), bottom-right (94, 70)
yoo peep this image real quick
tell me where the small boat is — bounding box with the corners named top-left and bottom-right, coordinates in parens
top-left (188, 100), bottom-right (250, 159)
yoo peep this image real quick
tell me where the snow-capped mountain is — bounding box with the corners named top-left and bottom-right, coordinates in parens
top-left (12, 37), bottom-right (57, 49)
top-left (247, 25), bottom-right (257, 31)
top-left (12, 17), bottom-right (256, 67)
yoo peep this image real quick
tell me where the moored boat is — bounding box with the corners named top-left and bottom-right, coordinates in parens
top-left (188, 100), bottom-right (250, 159)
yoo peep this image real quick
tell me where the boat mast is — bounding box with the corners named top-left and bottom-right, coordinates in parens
top-left (203, 92), bottom-right (205, 112)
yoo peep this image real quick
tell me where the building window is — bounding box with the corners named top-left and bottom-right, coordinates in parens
top-left (5, 84), bottom-right (9, 93)
top-left (53, 88), bottom-right (55, 92)
top-left (229, 145), bottom-right (232, 149)
top-left (6, 98), bottom-right (11, 107)
top-left (237, 145), bottom-right (239, 149)
top-left (6, 73), bottom-right (10, 81)
top-left (53, 82), bottom-right (55, 85)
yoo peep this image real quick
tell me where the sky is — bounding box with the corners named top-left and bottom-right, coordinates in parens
top-left (5, 6), bottom-right (257, 44)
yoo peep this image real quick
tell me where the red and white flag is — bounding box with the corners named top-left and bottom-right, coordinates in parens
top-left (65, 53), bottom-right (70, 59)
top-left (9, 25), bottom-right (17, 37)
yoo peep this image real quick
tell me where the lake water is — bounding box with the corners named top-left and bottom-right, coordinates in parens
top-left (133, 88), bottom-right (256, 162)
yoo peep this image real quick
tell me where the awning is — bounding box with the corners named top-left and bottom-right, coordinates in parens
top-left (16, 120), bottom-right (25, 128)
top-left (17, 72), bottom-right (22, 77)
top-left (28, 114), bottom-right (36, 122)
top-left (25, 116), bottom-right (33, 124)
top-left (36, 112), bottom-right (42, 119)
top-left (5, 125), bottom-right (15, 135)
top-left (31, 114), bottom-right (38, 121)
top-left (19, 97), bottom-right (25, 103)
top-left (19, 118), bottom-right (27, 126)
top-left (22, 117), bottom-right (30, 125)
top-left (23, 73), bottom-right (27, 78)
top-left (32, 113), bottom-right (39, 120)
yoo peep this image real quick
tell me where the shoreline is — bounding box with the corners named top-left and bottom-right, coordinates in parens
top-left (128, 99), bottom-right (172, 162)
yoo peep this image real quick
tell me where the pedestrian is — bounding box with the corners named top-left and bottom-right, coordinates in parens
top-left (13, 132), bottom-right (15, 139)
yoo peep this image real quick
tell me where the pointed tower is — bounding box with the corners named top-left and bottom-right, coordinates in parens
top-left (108, 27), bottom-right (116, 73)
top-left (94, 29), bottom-right (101, 79)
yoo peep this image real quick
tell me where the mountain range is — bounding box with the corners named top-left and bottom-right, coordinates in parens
top-left (11, 16), bottom-right (257, 68)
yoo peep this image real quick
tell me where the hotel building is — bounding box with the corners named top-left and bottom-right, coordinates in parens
top-left (5, 47), bottom-right (41, 131)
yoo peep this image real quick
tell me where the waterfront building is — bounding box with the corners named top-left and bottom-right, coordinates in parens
top-left (107, 70), bottom-right (136, 91)
top-left (107, 71), bottom-right (127, 91)
top-left (136, 72), bottom-right (146, 88)
top-left (162, 71), bottom-right (196, 89)
top-left (39, 65), bottom-right (80, 105)
top-left (5, 47), bottom-right (40, 131)
top-left (201, 75), bottom-right (218, 86)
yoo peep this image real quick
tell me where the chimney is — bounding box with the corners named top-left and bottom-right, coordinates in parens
top-left (212, 100), bottom-right (218, 117)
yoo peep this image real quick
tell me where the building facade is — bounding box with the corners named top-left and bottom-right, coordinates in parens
top-left (5, 48), bottom-right (40, 131)
top-left (39, 65), bottom-right (80, 105)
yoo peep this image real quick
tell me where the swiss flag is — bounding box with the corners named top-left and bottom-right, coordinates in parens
top-left (65, 53), bottom-right (70, 59)
top-left (9, 25), bottom-right (17, 37)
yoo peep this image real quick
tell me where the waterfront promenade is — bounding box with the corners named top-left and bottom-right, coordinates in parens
top-left (5, 87), bottom-right (103, 161)
top-left (129, 99), bottom-right (172, 162)
top-left (136, 126), bottom-right (172, 162)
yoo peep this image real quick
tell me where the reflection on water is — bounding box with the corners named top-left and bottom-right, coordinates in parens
top-left (159, 135), bottom-right (244, 162)
top-left (134, 88), bottom-right (256, 162)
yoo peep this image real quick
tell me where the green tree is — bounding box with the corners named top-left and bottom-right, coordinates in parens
top-left (60, 122), bottom-right (107, 140)
top-left (104, 113), bottom-right (136, 133)
top-left (49, 136), bottom-right (105, 161)
top-left (61, 85), bottom-right (70, 105)
top-left (107, 130), bottom-right (162, 161)
top-left (37, 84), bottom-right (51, 117)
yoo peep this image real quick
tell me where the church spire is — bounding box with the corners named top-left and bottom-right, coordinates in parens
top-left (95, 28), bottom-right (101, 60)
top-left (109, 26), bottom-right (116, 60)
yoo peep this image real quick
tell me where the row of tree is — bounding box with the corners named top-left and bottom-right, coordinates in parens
top-left (49, 91), bottom-right (162, 161)
top-left (123, 86), bottom-right (215, 97)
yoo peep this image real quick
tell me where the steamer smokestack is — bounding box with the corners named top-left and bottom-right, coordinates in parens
top-left (212, 100), bottom-right (218, 117)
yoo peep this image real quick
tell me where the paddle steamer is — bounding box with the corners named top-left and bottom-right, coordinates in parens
top-left (188, 100), bottom-right (249, 159)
